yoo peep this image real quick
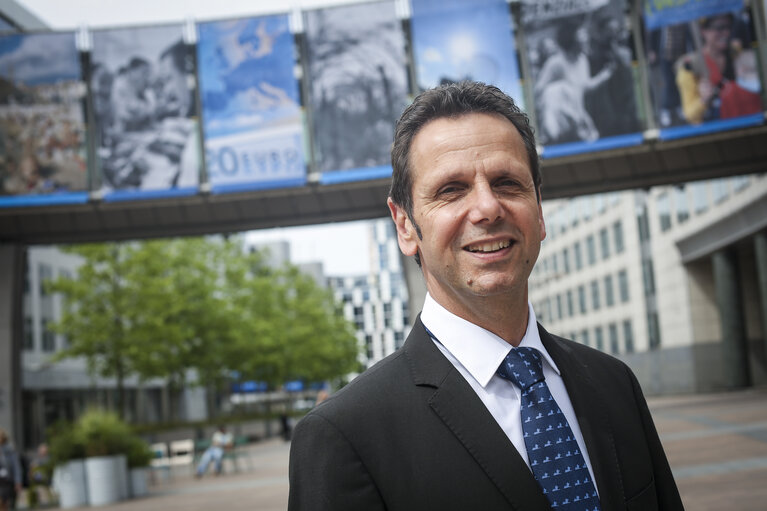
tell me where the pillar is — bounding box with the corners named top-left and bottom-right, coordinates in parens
top-left (712, 249), bottom-right (750, 388)
top-left (755, 232), bottom-right (767, 358)
top-left (0, 244), bottom-right (26, 447)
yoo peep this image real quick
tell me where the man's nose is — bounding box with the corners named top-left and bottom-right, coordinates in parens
top-left (468, 183), bottom-right (503, 224)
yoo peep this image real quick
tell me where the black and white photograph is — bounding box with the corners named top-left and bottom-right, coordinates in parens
top-left (521, 0), bottom-right (641, 147)
top-left (304, 0), bottom-right (409, 176)
top-left (90, 24), bottom-right (199, 195)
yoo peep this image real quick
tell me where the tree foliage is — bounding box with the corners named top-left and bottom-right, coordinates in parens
top-left (48, 237), bottom-right (358, 418)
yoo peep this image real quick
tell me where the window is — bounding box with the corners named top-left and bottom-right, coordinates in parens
top-left (648, 312), bottom-right (661, 349)
top-left (42, 319), bottom-right (55, 352)
top-left (599, 228), bottom-right (610, 259)
top-left (674, 187), bottom-right (689, 223)
top-left (657, 193), bottom-right (672, 232)
top-left (613, 221), bottom-right (624, 254)
top-left (712, 178), bottom-right (729, 204)
top-left (578, 285), bottom-right (587, 314)
top-left (581, 329), bottom-right (590, 347)
top-left (623, 320), bottom-right (634, 354)
top-left (594, 326), bottom-right (604, 351)
top-left (562, 248), bottom-right (570, 274)
top-left (591, 280), bottom-right (601, 310)
top-left (574, 242), bottom-right (583, 270)
top-left (552, 253), bottom-right (559, 274)
top-left (692, 182), bottom-right (708, 214)
top-left (365, 335), bottom-right (374, 359)
top-left (39, 263), bottom-right (52, 296)
top-left (24, 317), bottom-right (33, 351)
top-left (642, 260), bottom-right (656, 295)
top-left (586, 235), bottom-right (596, 265)
top-left (604, 275), bottom-right (615, 307)
top-left (637, 208), bottom-right (651, 242)
top-left (609, 323), bottom-right (619, 354)
top-left (618, 270), bottom-right (630, 303)
top-left (555, 294), bottom-right (562, 321)
top-left (566, 290), bottom-right (574, 317)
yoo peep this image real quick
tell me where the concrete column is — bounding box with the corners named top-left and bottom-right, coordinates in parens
top-left (712, 249), bottom-right (750, 388)
top-left (755, 232), bottom-right (767, 357)
top-left (0, 244), bottom-right (26, 447)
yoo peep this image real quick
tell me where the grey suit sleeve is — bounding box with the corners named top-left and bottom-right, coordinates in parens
top-left (628, 367), bottom-right (685, 510)
top-left (288, 412), bottom-right (386, 511)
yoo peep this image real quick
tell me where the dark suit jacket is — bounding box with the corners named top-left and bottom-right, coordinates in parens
top-left (289, 317), bottom-right (684, 510)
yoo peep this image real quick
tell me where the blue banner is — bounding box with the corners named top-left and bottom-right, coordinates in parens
top-left (411, 0), bottom-right (524, 106)
top-left (644, 0), bottom-right (744, 30)
top-left (197, 15), bottom-right (306, 193)
top-left (0, 32), bottom-right (88, 207)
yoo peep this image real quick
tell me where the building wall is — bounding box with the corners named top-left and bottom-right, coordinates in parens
top-left (530, 175), bottom-right (767, 395)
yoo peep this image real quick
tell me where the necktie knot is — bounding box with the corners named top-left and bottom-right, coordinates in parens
top-left (497, 347), bottom-right (544, 390)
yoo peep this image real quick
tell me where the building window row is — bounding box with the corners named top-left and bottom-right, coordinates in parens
top-left (574, 319), bottom-right (634, 355)
top-left (538, 268), bottom-right (631, 323)
top-left (545, 221), bottom-right (625, 278)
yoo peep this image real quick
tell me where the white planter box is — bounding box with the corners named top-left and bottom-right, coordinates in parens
top-left (52, 459), bottom-right (88, 509)
top-left (85, 455), bottom-right (122, 506)
top-left (129, 467), bottom-right (149, 498)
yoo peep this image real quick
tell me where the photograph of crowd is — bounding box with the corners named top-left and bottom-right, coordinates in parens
top-left (0, 32), bottom-right (87, 197)
top-left (304, 0), bottom-right (409, 175)
top-left (90, 24), bottom-right (199, 194)
top-left (644, 6), bottom-right (763, 128)
top-left (197, 15), bottom-right (305, 191)
top-left (521, 0), bottom-right (640, 146)
top-left (411, 0), bottom-right (523, 105)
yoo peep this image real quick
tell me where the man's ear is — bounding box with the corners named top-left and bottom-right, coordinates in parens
top-left (387, 198), bottom-right (419, 257)
top-left (537, 189), bottom-right (546, 241)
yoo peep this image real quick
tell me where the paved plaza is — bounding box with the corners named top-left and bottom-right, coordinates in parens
top-left (43, 387), bottom-right (767, 510)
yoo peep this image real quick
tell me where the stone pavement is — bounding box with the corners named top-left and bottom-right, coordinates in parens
top-left (50, 387), bottom-right (767, 510)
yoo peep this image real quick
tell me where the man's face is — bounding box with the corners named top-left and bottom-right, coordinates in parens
top-left (388, 112), bottom-right (545, 315)
top-left (156, 55), bottom-right (190, 118)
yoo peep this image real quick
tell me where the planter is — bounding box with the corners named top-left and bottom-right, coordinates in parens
top-left (52, 459), bottom-right (88, 509)
top-left (115, 455), bottom-right (128, 500)
top-left (85, 455), bottom-right (122, 506)
top-left (129, 467), bottom-right (149, 498)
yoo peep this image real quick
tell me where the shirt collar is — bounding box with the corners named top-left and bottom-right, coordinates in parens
top-left (421, 293), bottom-right (561, 388)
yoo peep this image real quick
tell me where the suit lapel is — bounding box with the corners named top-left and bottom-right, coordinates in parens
top-left (539, 325), bottom-right (625, 511)
top-left (404, 318), bottom-right (551, 511)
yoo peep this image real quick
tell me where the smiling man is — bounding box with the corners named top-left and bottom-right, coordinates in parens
top-left (288, 82), bottom-right (684, 511)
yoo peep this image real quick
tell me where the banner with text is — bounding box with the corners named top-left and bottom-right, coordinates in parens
top-left (0, 32), bottom-right (88, 207)
top-left (198, 15), bottom-right (306, 193)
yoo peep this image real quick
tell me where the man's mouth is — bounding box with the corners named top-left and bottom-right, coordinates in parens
top-left (464, 239), bottom-right (512, 253)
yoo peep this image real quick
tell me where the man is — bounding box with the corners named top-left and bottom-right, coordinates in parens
top-left (0, 429), bottom-right (22, 511)
top-left (195, 425), bottom-right (233, 478)
top-left (289, 82), bottom-right (683, 510)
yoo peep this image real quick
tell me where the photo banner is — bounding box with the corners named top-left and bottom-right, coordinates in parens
top-left (410, 0), bottom-right (524, 106)
top-left (91, 24), bottom-right (200, 201)
top-left (0, 32), bottom-right (88, 207)
top-left (520, 0), bottom-right (644, 158)
top-left (304, 0), bottom-right (409, 183)
top-left (642, 0), bottom-right (763, 141)
top-left (197, 15), bottom-right (306, 194)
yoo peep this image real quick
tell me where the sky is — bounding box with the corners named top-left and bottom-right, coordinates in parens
top-left (12, 0), bottom-right (381, 277)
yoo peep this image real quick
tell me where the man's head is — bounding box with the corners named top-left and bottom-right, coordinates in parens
top-left (387, 82), bottom-right (545, 321)
top-left (156, 40), bottom-right (193, 118)
top-left (389, 81), bottom-right (541, 264)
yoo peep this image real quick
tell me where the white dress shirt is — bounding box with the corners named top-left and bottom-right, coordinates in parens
top-left (420, 293), bottom-right (598, 488)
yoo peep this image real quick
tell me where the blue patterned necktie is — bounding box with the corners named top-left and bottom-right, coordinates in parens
top-left (497, 347), bottom-right (601, 511)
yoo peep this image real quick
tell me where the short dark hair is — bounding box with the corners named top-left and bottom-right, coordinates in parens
top-left (389, 81), bottom-right (540, 225)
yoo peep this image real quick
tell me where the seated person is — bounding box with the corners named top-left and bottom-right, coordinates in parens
top-left (195, 426), bottom-right (233, 478)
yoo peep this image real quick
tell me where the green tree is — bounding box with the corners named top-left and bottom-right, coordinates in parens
top-left (48, 236), bottom-right (359, 420)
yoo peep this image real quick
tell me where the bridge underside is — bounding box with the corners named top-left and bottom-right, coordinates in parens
top-left (2, 124), bottom-right (766, 245)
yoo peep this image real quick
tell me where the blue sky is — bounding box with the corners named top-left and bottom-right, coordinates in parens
top-left (411, 0), bottom-right (523, 106)
top-left (0, 32), bottom-right (80, 85)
